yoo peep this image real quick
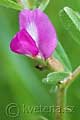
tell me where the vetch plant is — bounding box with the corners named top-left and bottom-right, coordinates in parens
top-left (0, 0), bottom-right (80, 120)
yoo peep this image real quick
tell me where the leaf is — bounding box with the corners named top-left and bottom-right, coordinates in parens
top-left (0, 0), bottom-right (23, 10)
top-left (59, 7), bottom-right (80, 45)
top-left (38, 0), bottom-right (50, 11)
top-left (54, 41), bottom-right (72, 72)
top-left (42, 72), bottom-right (69, 85)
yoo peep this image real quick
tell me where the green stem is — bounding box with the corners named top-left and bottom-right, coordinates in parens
top-left (55, 82), bottom-right (66, 120)
top-left (63, 66), bottom-right (80, 88)
top-left (55, 66), bottom-right (80, 120)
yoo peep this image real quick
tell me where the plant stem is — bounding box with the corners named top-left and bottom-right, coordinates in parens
top-left (63, 66), bottom-right (80, 88)
top-left (55, 66), bottom-right (80, 120)
top-left (55, 82), bottom-right (66, 120)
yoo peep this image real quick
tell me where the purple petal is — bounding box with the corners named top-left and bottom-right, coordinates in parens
top-left (19, 10), bottom-right (38, 43)
top-left (19, 9), bottom-right (57, 59)
top-left (10, 29), bottom-right (39, 57)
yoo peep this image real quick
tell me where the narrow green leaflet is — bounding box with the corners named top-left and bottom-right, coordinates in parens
top-left (38, 0), bottom-right (50, 11)
top-left (0, 0), bottom-right (23, 10)
top-left (42, 72), bottom-right (69, 85)
top-left (54, 41), bottom-right (72, 72)
top-left (59, 7), bottom-right (80, 45)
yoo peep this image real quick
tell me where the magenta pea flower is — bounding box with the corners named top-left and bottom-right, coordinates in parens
top-left (10, 9), bottom-right (57, 59)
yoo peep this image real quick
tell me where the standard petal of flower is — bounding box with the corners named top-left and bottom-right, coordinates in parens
top-left (19, 9), bottom-right (57, 59)
top-left (10, 29), bottom-right (39, 56)
top-left (34, 9), bottom-right (57, 59)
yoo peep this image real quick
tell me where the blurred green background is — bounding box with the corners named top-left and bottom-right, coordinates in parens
top-left (0, 0), bottom-right (80, 120)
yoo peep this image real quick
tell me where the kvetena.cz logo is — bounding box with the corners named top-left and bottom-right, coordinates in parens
top-left (5, 103), bottom-right (74, 117)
